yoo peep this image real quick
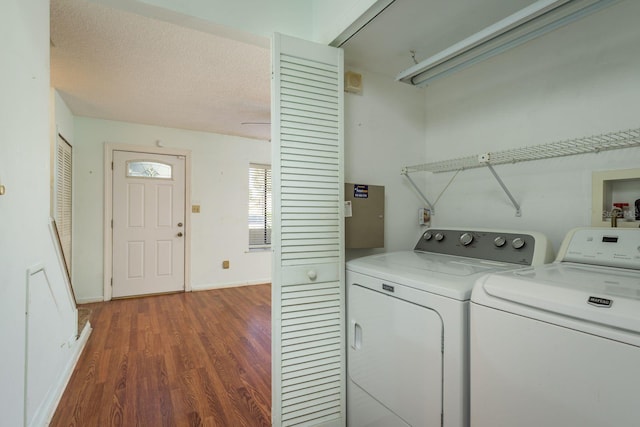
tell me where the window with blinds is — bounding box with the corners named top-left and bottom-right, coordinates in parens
top-left (249, 164), bottom-right (272, 248)
top-left (55, 135), bottom-right (73, 273)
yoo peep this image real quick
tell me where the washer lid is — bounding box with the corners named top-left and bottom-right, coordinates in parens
top-left (347, 251), bottom-right (517, 300)
top-left (478, 263), bottom-right (640, 333)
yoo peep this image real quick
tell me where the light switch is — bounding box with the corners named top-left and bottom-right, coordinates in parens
top-left (192, 204), bottom-right (200, 213)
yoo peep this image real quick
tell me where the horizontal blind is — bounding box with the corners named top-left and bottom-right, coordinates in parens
top-left (249, 164), bottom-right (272, 247)
top-left (272, 33), bottom-right (344, 427)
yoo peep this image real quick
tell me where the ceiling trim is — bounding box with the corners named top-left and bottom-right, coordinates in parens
top-left (330, 0), bottom-right (396, 48)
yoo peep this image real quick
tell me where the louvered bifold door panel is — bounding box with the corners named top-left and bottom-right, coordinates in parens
top-left (55, 136), bottom-right (73, 273)
top-left (272, 33), bottom-right (345, 427)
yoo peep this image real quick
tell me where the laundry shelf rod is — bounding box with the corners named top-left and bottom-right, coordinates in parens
top-left (397, 0), bottom-right (621, 87)
top-left (404, 127), bottom-right (640, 174)
top-left (402, 127), bottom-right (640, 216)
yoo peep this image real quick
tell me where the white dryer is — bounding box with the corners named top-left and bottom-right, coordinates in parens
top-left (346, 228), bottom-right (553, 427)
top-left (471, 227), bottom-right (640, 427)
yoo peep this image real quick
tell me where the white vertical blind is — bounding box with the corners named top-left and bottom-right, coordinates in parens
top-left (55, 135), bottom-right (72, 273)
top-left (272, 33), bottom-right (345, 427)
top-left (249, 164), bottom-right (272, 247)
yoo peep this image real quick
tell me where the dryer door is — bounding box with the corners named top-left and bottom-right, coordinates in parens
top-left (348, 283), bottom-right (443, 426)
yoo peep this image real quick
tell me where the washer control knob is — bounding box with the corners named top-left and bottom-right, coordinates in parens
top-left (423, 231), bottom-right (433, 241)
top-left (459, 232), bottom-right (474, 246)
top-left (512, 237), bottom-right (526, 249)
top-left (494, 236), bottom-right (506, 247)
top-left (435, 232), bottom-right (445, 242)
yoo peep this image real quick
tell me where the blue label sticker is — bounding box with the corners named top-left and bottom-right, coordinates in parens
top-left (354, 184), bottom-right (368, 198)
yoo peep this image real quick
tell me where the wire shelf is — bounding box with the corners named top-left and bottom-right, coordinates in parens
top-left (403, 127), bottom-right (640, 174)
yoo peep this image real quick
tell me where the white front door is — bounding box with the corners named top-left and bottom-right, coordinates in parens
top-left (112, 150), bottom-right (186, 298)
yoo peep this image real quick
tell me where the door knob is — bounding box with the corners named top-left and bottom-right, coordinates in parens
top-left (177, 222), bottom-right (183, 227)
top-left (177, 232), bottom-right (183, 237)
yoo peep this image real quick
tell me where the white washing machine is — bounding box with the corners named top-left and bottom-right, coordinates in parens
top-left (346, 228), bottom-right (553, 427)
top-left (471, 227), bottom-right (640, 427)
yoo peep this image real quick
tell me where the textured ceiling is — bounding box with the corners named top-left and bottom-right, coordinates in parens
top-left (50, 0), bottom-right (543, 142)
top-left (50, 0), bottom-right (271, 141)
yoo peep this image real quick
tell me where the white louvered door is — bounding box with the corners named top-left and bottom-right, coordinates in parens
top-left (54, 135), bottom-right (73, 273)
top-left (271, 33), bottom-right (345, 427)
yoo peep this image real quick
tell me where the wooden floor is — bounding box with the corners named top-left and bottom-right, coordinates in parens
top-left (51, 284), bottom-right (271, 427)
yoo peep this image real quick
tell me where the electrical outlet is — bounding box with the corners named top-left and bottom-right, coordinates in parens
top-left (222, 260), bottom-right (229, 269)
top-left (192, 204), bottom-right (201, 213)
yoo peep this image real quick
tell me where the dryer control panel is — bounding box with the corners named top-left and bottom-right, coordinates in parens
top-left (414, 228), bottom-right (552, 266)
top-left (559, 228), bottom-right (640, 270)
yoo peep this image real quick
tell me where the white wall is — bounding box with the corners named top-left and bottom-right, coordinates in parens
top-left (421, 1), bottom-right (640, 251)
top-left (344, 70), bottom-right (427, 259)
top-left (1, 2), bottom-right (79, 425)
top-left (54, 91), bottom-right (75, 142)
top-left (73, 117), bottom-right (272, 302)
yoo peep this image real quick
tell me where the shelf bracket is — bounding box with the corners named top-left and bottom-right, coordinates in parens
top-left (402, 128), bottom-right (640, 219)
top-left (402, 169), bottom-right (435, 215)
top-left (481, 156), bottom-right (521, 217)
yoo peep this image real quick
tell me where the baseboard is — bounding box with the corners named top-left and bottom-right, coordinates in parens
top-left (42, 321), bottom-right (92, 426)
top-left (191, 280), bottom-right (271, 292)
top-left (76, 296), bottom-right (104, 304)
